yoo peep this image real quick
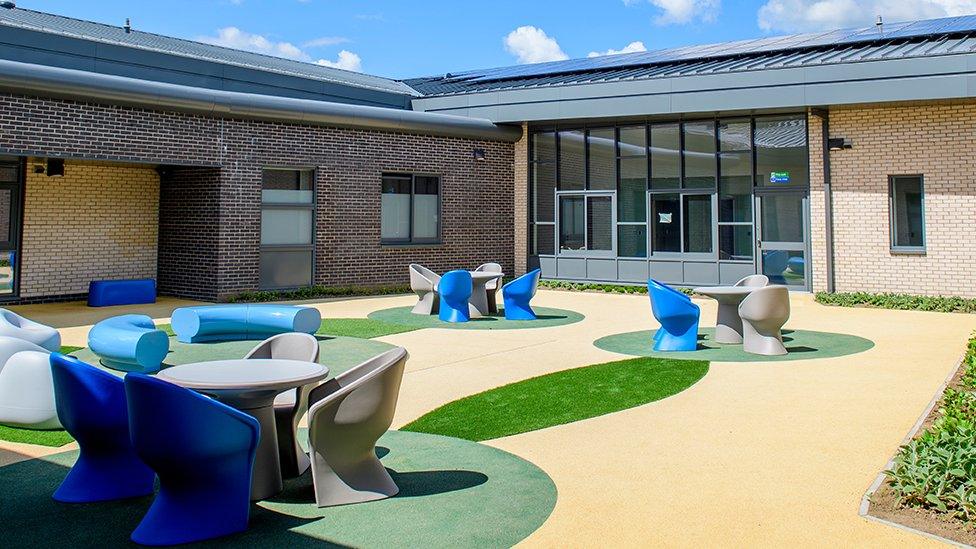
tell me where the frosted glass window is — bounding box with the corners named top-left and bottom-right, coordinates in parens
top-left (381, 174), bottom-right (440, 243)
top-left (262, 170), bottom-right (313, 203)
top-left (261, 209), bottom-right (312, 245)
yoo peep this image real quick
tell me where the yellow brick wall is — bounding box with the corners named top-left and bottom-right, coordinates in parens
top-left (807, 111), bottom-right (828, 292)
top-left (824, 101), bottom-right (976, 297)
top-left (21, 161), bottom-right (159, 297)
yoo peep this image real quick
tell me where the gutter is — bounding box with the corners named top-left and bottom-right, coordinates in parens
top-left (0, 59), bottom-right (523, 142)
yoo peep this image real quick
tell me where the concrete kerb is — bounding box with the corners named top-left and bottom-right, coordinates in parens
top-left (858, 350), bottom-right (973, 549)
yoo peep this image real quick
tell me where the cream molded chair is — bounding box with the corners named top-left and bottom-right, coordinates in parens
top-left (475, 263), bottom-right (503, 314)
top-left (409, 264), bottom-right (441, 315)
top-left (243, 332), bottom-right (320, 478)
top-left (306, 347), bottom-right (408, 507)
top-left (0, 308), bottom-right (61, 352)
top-left (738, 285), bottom-right (791, 356)
top-left (0, 337), bottom-right (58, 429)
top-left (734, 274), bottom-right (769, 288)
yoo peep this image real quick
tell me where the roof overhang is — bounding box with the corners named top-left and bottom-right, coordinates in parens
top-left (410, 53), bottom-right (976, 123)
top-left (0, 59), bottom-right (522, 142)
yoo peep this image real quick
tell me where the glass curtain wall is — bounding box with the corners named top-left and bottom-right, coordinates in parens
top-left (528, 114), bottom-right (809, 286)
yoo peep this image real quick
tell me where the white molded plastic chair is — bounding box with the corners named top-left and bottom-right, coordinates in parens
top-left (738, 285), bottom-right (791, 356)
top-left (409, 264), bottom-right (441, 315)
top-left (475, 263), bottom-right (503, 314)
top-left (0, 308), bottom-right (61, 352)
top-left (244, 332), bottom-right (320, 478)
top-left (734, 275), bottom-right (770, 288)
top-left (307, 347), bottom-right (408, 507)
top-left (0, 337), bottom-right (58, 429)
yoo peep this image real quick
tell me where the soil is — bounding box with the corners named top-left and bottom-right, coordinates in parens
top-left (864, 364), bottom-right (976, 547)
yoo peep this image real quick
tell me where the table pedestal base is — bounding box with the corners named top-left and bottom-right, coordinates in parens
top-left (714, 303), bottom-right (744, 344)
top-left (238, 404), bottom-right (282, 501)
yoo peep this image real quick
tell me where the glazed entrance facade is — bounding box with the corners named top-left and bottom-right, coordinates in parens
top-left (528, 114), bottom-right (811, 289)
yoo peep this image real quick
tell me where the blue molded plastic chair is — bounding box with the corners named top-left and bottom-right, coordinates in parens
top-left (652, 283), bottom-right (690, 344)
top-left (438, 270), bottom-right (472, 323)
top-left (50, 353), bottom-right (155, 503)
top-left (125, 373), bottom-right (259, 546)
top-left (502, 269), bottom-right (541, 320)
top-left (648, 280), bottom-right (700, 352)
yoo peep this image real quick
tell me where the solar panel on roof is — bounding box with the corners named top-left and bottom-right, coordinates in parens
top-left (451, 13), bottom-right (976, 85)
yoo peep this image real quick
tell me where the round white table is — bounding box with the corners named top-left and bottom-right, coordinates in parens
top-left (469, 271), bottom-right (504, 318)
top-left (157, 359), bottom-right (329, 501)
top-left (692, 286), bottom-right (759, 344)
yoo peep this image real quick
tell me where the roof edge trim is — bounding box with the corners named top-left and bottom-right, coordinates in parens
top-left (0, 59), bottom-right (521, 142)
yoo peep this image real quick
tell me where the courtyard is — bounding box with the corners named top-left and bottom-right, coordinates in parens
top-left (1, 289), bottom-right (972, 546)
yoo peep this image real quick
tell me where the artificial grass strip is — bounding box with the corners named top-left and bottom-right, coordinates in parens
top-left (59, 346), bottom-right (83, 355)
top-left (0, 424), bottom-right (73, 447)
top-left (154, 323), bottom-right (176, 337)
top-left (318, 318), bottom-right (420, 339)
top-left (402, 357), bottom-right (708, 441)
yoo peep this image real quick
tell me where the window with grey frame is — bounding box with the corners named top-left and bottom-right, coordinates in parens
top-left (260, 168), bottom-right (315, 290)
top-left (529, 132), bottom-right (556, 255)
top-left (381, 173), bottom-right (441, 244)
top-left (648, 121), bottom-right (715, 256)
top-left (717, 119), bottom-right (754, 261)
top-left (889, 175), bottom-right (925, 252)
top-left (555, 128), bottom-right (615, 255)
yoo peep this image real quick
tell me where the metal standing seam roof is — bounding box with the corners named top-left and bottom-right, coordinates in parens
top-left (0, 7), bottom-right (419, 97)
top-left (404, 15), bottom-right (976, 96)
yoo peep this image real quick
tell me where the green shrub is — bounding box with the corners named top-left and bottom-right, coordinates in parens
top-left (815, 292), bottom-right (976, 314)
top-left (885, 333), bottom-right (976, 523)
top-left (538, 279), bottom-right (695, 296)
top-left (228, 284), bottom-right (410, 303)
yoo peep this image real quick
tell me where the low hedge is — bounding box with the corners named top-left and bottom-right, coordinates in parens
top-left (228, 284), bottom-right (410, 303)
top-left (815, 292), bottom-right (976, 314)
top-left (885, 334), bottom-right (976, 523)
top-left (539, 279), bottom-right (694, 296)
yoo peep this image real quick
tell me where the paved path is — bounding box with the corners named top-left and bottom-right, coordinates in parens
top-left (4, 290), bottom-right (974, 546)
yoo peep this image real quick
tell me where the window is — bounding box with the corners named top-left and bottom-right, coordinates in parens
top-left (558, 130), bottom-right (585, 190)
top-left (530, 132), bottom-right (556, 255)
top-left (718, 119), bottom-right (754, 260)
top-left (381, 174), bottom-right (440, 244)
top-left (755, 116), bottom-right (808, 188)
top-left (618, 125), bottom-right (648, 258)
top-left (890, 175), bottom-right (925, 251)
top-left (260, 169), bottom-right (314, 289)
top-left (559, 195), bottom-right (585, 251)
top-left (588, 128), bottom-right (616, 191)
top-left (650, 124), bottom-right (680, 190)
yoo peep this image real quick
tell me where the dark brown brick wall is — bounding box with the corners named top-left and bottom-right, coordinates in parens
top-left (0, 93), bottom-right (516, 301)
top-left (158, 166), bottom-right (220, 300)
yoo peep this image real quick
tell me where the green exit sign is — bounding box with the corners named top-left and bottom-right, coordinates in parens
top-left (770, 171), bottom-right (791, 184)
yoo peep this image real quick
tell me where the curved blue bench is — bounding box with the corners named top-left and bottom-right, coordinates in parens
top-left (88, 314), bottom-right (170, 374)
top-left (88, 279), bottom-right (157, 307)
top-left (171, 304), bottom-right (321, 344)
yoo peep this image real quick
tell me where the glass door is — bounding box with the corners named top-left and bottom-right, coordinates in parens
top-left (0, 161), bottom-right (21, 297)
top-left (755, 191), bottom-right (809, 290)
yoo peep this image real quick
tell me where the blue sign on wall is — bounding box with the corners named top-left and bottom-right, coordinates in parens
top-left (770, 171), bottom-right (791, 184)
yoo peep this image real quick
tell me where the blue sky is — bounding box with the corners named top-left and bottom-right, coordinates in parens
top-left (22, 0), bottom-right (976, 79)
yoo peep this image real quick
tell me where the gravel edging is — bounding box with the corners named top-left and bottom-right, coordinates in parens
top-left (859, 350), bottom-right (974, 548)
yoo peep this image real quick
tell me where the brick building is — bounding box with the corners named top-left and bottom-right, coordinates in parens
top-left (0, 6), bottom-right (975, 301)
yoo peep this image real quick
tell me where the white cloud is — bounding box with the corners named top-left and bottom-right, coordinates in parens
top-left (504, 26), bottom-right (569, 64)
top-left (588, 41), bottom-right (648, 58)
top-left (198, 27), bottom-right (363, 72)
top-left (303, 36), bottom-right (350, 48)
top-left (199, 27), bottom-right (307, 59)
top-left (315, 50), bottom-right (362, 72)
top-left (636, 0), bottom-right (721, 25)
top-left (758, 0), bottom-right (976, 33)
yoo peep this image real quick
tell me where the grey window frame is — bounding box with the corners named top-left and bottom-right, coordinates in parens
top-left (888, 174), bottom-right (926, 254)
top-left (260, 167), bottom-right (316, 290)
top-left (380, 172), bottom-right (442, 246)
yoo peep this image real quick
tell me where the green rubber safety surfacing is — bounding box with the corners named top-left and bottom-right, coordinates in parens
top-left (368, 306), bottom-right (584, 330)
top-left (71, 335), bottom-right (396, 378)
top-left (594, 328), bottom-right (875, 362)
top-left (0, 430), bottom-right (556, 548)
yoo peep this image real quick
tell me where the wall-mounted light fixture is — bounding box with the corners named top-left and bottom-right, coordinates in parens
top-left (46, 158), bottom-right (65, 177)
top-left (473, 148), bottom-right (486, 161)
top-left (827, 137), bottom-right (853, 151)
